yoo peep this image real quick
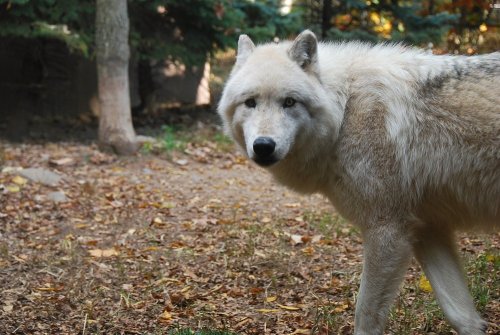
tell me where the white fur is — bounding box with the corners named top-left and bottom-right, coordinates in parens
top-left (218, 30), bottom-right (500, 335)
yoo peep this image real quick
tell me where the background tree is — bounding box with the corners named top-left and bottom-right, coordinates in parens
top-left (96, 0), bottom-right (137, 155)
top-left (298, 0), bottom-right (460, 45)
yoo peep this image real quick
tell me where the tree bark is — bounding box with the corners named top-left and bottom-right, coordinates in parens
top-left (96, 0), bottom-right (138, 155)
top-left (321, 0), bottom-right (332, 39)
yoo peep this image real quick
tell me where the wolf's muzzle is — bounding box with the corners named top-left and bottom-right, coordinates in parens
top-left (253, 137), bottom-right (278, 166)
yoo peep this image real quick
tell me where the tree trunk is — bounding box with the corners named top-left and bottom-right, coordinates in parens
top-left (96, 0), bottom-right (137, 155)
top-left (321, 0), bottom-right (332, 39)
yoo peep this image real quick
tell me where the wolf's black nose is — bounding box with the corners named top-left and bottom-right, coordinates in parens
top-left (253, 137), bottom-right (276, 158)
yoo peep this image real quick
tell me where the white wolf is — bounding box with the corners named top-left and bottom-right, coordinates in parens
top-left (218, 30), bottom-right (500, 335)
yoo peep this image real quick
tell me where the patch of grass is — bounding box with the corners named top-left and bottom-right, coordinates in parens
top-left (304, 211), bottom-right (354, 237)
top-left (466, 250), bottom-right (499, 312)
top-left (389, 284), bottom-right (450, 334)
top-left (387, 248), bottom-right (499, 334)
top-left (311, 304), bottom-right (347, 334)
top-left (212, 132), bottom-right (234, 152)
top-left (162, 125), bottom-right (189, 152)
top-left (141, 140), bottom-right (155, 154)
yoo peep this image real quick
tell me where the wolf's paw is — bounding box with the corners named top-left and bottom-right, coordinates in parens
top-left (458, 318), bottom-right (488, 335)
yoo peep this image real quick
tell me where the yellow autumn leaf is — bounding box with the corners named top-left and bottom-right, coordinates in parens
top-left (12, 175), bottom-right (27, 185)
top-left (333, 303), bottom-right (349, 313)
top-left (256, 308), bottom-right (280, 313)
top-left (158, 310), bottom-right (173, 324)
top-left (485, 254), bottom-right (497, 263)
top-left (6, 185), bottom-right (20, 193)
top-left (88, 248), bottom-right (119, 258)
top-left (266, 296), bottom-right (277, 302)
top-left (419, 274), bottom-right (433, 292)
top-left (277, 304), bottom-right (301, 311)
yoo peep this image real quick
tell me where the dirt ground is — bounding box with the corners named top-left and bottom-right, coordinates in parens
top-left (0, 121), bottom-right (498, 335)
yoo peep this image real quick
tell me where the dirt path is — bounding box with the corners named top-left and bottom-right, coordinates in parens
top-left (0, 136), bottom-right (498, 334)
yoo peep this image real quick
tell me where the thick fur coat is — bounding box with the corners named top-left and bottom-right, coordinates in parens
top-left (217, 30), bottom-right (500, 335)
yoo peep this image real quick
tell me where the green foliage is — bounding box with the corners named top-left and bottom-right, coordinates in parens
top-left (161, 125), bottom-right (186, 152)
top-left (326, 28), bottom-right (379, 43)
top-left (0, 1), bottom-right (301, 64)
top-left (466, 252), bottom-right (499, 312)
top-left (0, 0), bottom-right (94, 54)
top-left (388, 2), bottom-right (458, 45)
top-left (233, 0), bottom-right (303, 42)
top-left (301, 0), bottom-right (459, 46)
top-left (129, 0), bottom-right (245, 65)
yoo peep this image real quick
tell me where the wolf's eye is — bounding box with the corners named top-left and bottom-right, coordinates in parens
top-left (244, 98), bottom-right (256, 108)
top-left (283, 97), bottom-right (296, 108)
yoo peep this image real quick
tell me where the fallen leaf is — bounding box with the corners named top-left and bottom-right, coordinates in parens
top-left (277, 304), bottom-right (301, 311)
top-left (6, 185), bottom-right (20, 193)
top-left (2, 303), bottom-right (14, 313)
top-left (266, 296), bottom-right (277, 302)
top-left (36, 286), bottom-right (63, 292)
top-left (485, 253), bottom-right (497, 263)
top-left (12, 175), bottom-right (27, 185)
top-left (174, 159), bottom-right (188, 166)
top-left (284, 202), bottom-right (301, 208)
top-left (49, 157), bottom-right (75, 166)
top-left (419, 274), bottom-right (433, 292)
top-left (158, 310), bottom-right (173, 324)
top-left (285, 233), bottom-right (305, 246)
top-left (289, 329), bottom-right (310, 335)
top-left (256, 308), bottom-right (280, 313)
top-left (88, 248), bottom-right (119, 258)
top-left (301, 246), bottom-right (315, 255)
top-left (333, 303), bottom-right (349, 313)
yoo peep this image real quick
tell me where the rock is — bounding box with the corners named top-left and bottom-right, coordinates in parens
top-left (47, 191), bottom-right (67, 203)
top-left (142, 168), bottom-right (153, 175)
top-left (19, 168), bottom-right (62, 186)
top-left (136, 135), bottom-right (157, 145)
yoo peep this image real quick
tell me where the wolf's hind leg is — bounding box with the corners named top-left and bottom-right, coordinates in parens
top-left (414, 228), bottom-right (487, 335)
top-left (354, 223), bottom-right (413, 335)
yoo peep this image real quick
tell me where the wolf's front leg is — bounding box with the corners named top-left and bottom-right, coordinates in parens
top-left (354, 223), bottom-right (413, 335)
top-left (414, 228), bottom-right (487, 335)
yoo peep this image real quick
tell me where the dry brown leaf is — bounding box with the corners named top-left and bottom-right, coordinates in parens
top-left (49, 157), bottom-right (75, 166)
top-left (289, 329), bottom-right (310, 335)
top-left (2, 304), bottom-right (14, 313)
top-left (158, 310), bottom-right (173, 324)
top-left (88, 248), bottom-right (119, 258)
top-left (333, 303), bottom-right (350, 313)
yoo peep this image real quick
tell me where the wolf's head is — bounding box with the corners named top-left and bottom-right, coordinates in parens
top-left (218, 30), bottom-right (341, 169)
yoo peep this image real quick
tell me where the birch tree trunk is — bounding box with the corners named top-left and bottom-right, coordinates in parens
top-left (96, 0), bottom-right (138, 155)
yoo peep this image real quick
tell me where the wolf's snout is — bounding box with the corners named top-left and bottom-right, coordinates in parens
top-left (253, 137), bottom-right (276, 157)
top-left (252, 137), bottom-right (278, 166)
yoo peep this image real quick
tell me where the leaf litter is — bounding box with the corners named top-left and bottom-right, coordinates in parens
top-left (0, 130), bottom-right (498, 334)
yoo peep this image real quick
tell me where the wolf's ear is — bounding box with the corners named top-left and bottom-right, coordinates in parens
top-left (236, 34), bottom-right (255, 66)
top-left (288, 30), bottom-right (318, 70)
